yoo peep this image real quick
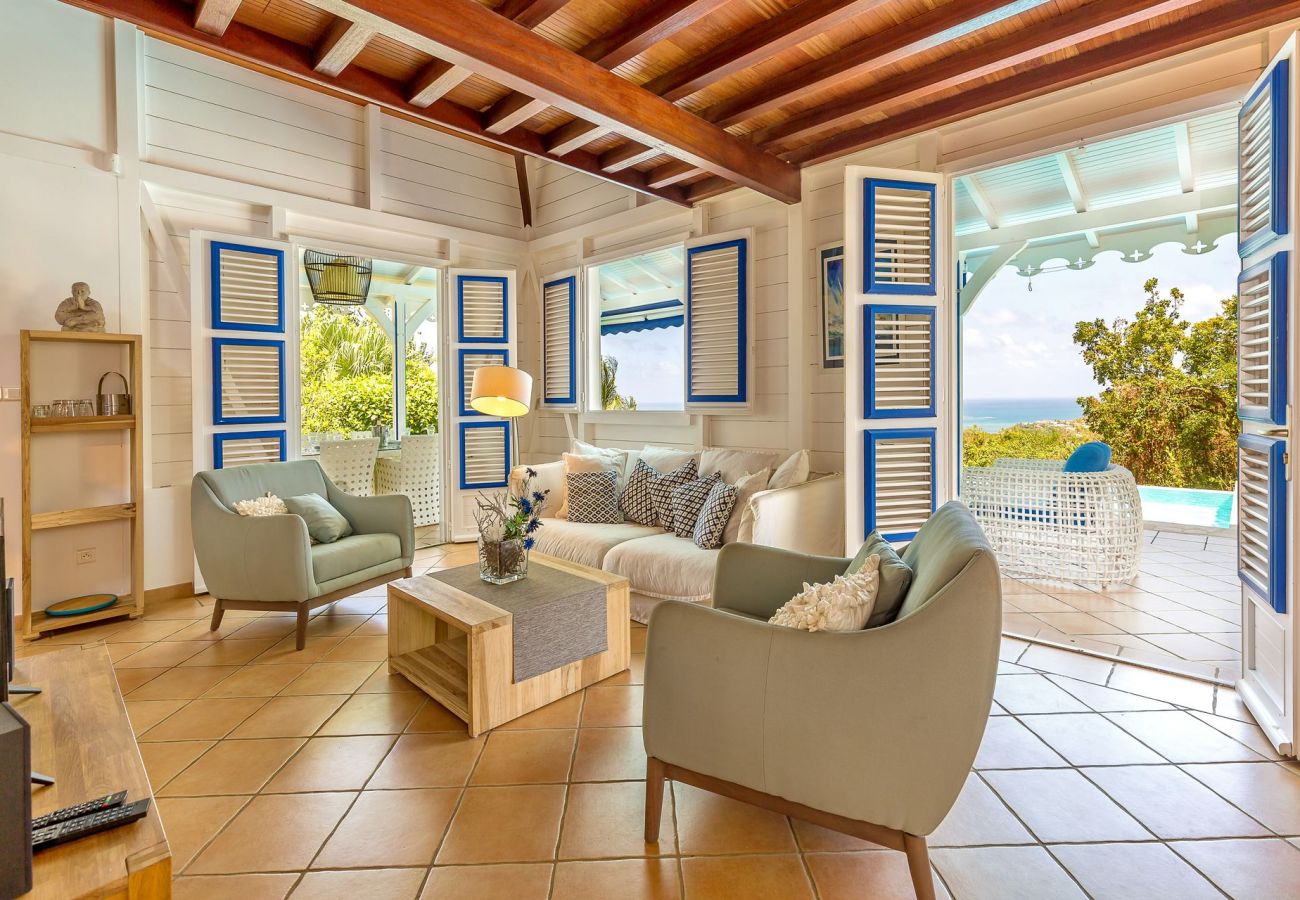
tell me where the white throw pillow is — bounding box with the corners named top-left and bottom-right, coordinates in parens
top-left (768, 449), bottom-right (811, 490)
top-left (516, 460), bottom-right (565, 519)
top-left (723, 468), bottom-right (771, 545)
top-left (572, 440), bottom-right (628, 475)
top-left (639, 444), bottom-right (699, 473)
top-left (769, 555), bottom-right (881, 632)
top-left (700, 447), bottom-right (779, 485)
top-left (559, 452), bottom-right (621, 519)
top-left (232, 493), bottom-right (288, 517)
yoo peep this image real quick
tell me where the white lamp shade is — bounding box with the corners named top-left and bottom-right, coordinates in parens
top-left (470, 365), bottom-right (533, 418)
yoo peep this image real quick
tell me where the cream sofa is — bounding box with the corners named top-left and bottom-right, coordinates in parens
top-left (511, 445), bottom-right (844, 623)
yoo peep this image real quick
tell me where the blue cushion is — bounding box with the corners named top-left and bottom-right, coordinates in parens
top-left (1063, 441), bottom-right (1111, 473)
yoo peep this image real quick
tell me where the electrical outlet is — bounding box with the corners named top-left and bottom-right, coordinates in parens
top-left (76, 548), bottom-right (96, 565)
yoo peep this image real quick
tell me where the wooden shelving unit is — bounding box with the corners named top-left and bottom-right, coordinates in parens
top-left (20, 330), bottom-right (144, 639)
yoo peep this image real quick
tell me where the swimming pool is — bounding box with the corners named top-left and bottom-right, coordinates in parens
top-left (1138, 485), bottom-right (1236, 530)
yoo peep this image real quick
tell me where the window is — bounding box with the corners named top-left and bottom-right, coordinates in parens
top-left (590, 246), bottom-right (685, 411)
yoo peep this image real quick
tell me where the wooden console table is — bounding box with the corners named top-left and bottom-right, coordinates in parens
top-left (12, 645), bottom-right (170, 899)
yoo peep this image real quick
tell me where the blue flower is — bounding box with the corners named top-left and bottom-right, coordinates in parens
top-left (532, 490), bottom-right (545, 504)
top-left (525, 518), bottom-right (541, 533)
top-left (524, 537), bottom-right (536, 550)
top-left (519, 497), bottom-right (533, 515)
top-left (525, 467), bottom-right (538, 478)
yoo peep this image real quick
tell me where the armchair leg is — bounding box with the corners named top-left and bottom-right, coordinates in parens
top-left (295, 604), bottom-right (310, 651)
top-left (209, 598), bottom-right (225, 632)
top-left (903, 833), bottom-right (936, 900)
top-left (644, 757), bottom-right (666, 842)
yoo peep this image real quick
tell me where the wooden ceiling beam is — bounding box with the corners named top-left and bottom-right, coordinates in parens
top-left (545, 119), bottom-right (611, 155)
top-left (788, 0), bottom-right (1300, 166)
top-left (407, 60), bottom-right (469, 107)
top-left (58, 0), bottom-right (691, 206)
top-left (600, 143), bottom-right (663, 173)
top-left (484, 94), bottom-right (550, 134)
top-left (324, 0), bottom-right (800, 202)
top-left (192, 0), bottom-right (240, 36)
top-left (755, 0), bottom-right (1208, 149)
top-left (643, 0), bottom-right (891, 103)
top-left (647, 160), bottom-right (700, 189)
top-left (583, 0), bottom-right (732, 69)
top-left (494, 0), bottom-right (570, 30)
top-left (701, 0), bottom-right (1022, 128)
top-left (312, 17), bottom-right (374, 76)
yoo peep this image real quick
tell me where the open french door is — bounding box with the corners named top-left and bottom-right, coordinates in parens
top-left (1237, 37), bottom-right (1298, 756)
top-left (844, 167), bottom-right (955, 551)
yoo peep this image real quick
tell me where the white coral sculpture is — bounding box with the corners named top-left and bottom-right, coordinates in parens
top-left (768, 553), bottom-right (881, 632)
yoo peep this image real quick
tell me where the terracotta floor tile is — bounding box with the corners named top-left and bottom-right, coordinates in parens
top-left (982, 769), bottom-right (1150, 842)
top-left (1043, 675), bottom-right (1174, 712)
top-left (164, 619), bottom-right (251, 642)
top-left (106, 641), bottom-right (154, 662)
top-left (497, 692), bottom-right (583, 730)
top-left (139, 697), bottom-right (267, 742)
top-left (200, 665), bottom-right (309, 698)
top-left (571, 726), bottom-right (646, 782)
top-left (1081, 765), bottom-right (1269, 839)
top-left (930, 775), bottom-right (1035, 847)
top-left (279, 661), bottom-right (381, 695)
top-left (105, 619), bottom-right (192, 643)
top-left (180, 638), bottom-right (279, 667)
top-left (552, 858), bottom-right (680, 900)
top-left (1182, 761), bottom-right (1300, 834)
top-left (351, 615), bottom-right (388, 635)
top-left (1190, 712), bottom-right (1281, 760)
top-left (973, 716), bottom-right (1068, 770)
top-left (580, 685), bottom-right (643, 727)
top-left (1049, 842), bottom-right (1221, 899)
top-left (368, 732), bottom-right (486, 789)
top-left (1031, 612), bottom-right (1125, 635)
top-left (187, 791), bottom-right (355, 874)
top-left (1106, 710), bottom-right (1264, 762)
top-left (125, 666), bottom-right (240, 700)
top-left (357, 667), bottom-right (419, 694)
top-left (314, 788), bottom-right (459, 867)
top-left (248, 635), bottom-right (344, 665)
top-left (228, 695), bottom-right (348, 739)
top-left (138, 740), bottom-right (214, 790)
top-left (124, 698), bottom-right (188, 735)
top-left (173, 873), bottom-right (298, 900)
top-left (161, 737), bottom-right (305, 797)
top-left (419, 864), bottom-right (553, 900)
top-left (263, 734), bottom-right (396, 792)
top-left (1142, 631), bottom-right (1246, 661)
top-left (289, 868), bottom-right (425, 900)
top-left (993, 674), bottom-right (1089, 714)
top-left (931, 846), bottom-right (1085, 900)
top-left (790, 817), bottom-right (880, 852)
top-left (672, 782), bottom-right (797, 855)
top-left (155, 794), bottom-right (250, 871)
top-left (1019, 713), bottom-right (1165, 766)
top-left (320, 634), bottom-right (389, 661)
top-left (112, 666), bottom-right (167, 694)
top-left (316, 691), bottom-right (427, 735)
top-left (325, 596), bottom-right (386, 616)
top-left (602, 652), bottom-right (646, 686)
top-left (807, 851), bottom-right (951, 900)
top-left (471, 729), bottom-right (576, 784)
top-left (680, 854), bottom-right (814, 900)
top-left (305, 613), bottom-right (369, 638)
top-left (225, 617), bottom-right (300, 643)
top-left (558, 780), bottom-right (676, 859)
top-left (405, 699), bottom-right (471, 733)
top-left (1171, 838), bottom-right (1300, 899)
top-left (437, 784), bottom-right (567, 864)
top-left (143, 596), bottom-right (212, 620)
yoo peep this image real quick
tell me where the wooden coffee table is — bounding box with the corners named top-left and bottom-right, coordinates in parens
top-left (386, 553), bottom-right (630, 735)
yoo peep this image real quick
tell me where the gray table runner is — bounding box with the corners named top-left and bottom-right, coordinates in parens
top-left (431, 564), bottom-right (608, 683)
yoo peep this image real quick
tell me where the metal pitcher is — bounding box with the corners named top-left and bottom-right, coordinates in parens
top-left (97, 371), bottom-right (131, 416)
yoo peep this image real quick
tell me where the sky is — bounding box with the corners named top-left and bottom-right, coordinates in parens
top-left (963, 238), bottom-right (1239, 400)
top-left (602, 325), bottom-right (685, 410)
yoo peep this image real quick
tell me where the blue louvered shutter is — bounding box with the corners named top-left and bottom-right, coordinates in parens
top-left (685, 231), bottom-right (752, 409)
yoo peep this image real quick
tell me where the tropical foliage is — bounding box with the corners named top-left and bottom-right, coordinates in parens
top-left (962, 421), bottom-right (1099, 469)
top-left (300, 304), bottom-right (439, 435)
top-left (601, 354), bottom-right (638, 410)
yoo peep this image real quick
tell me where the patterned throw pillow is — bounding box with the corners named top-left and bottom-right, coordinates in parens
top-left (648, 459), bottom-right (699, 530)
top-left (565, 470), bottom-right (623, 524)
top-left (693, 481), bottom-right (739, 549)
top-left (670, 472), bottom-right (723, 538)
top-left (619, 459), bottom-right (660, 525)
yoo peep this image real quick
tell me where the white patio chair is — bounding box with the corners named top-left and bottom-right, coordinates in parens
top-left (319, 438), bottom-right (379, 497)
top-left (375, 434), bottom-right (441, 527)
top-left (960, 458), bottom-right (1142, 588)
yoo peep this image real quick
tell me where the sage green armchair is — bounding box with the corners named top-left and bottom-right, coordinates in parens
top-left (642, 502), bottom-right (1001, 900)
top-left (191, 460), bottom-right (414, 649)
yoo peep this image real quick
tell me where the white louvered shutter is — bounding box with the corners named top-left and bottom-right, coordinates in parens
top-left (448, 267), bottom-right (517, 540)
top-left (684, 231), bottom-right (752, 409)
top-left (214, 432), bottom-right (287, 468)
top-left (541, 272), bottom-right (578, 410)
top-left (845, 168), bottom-right (950, 551)
top-left (1235, 38), bottom-right (1296, 754)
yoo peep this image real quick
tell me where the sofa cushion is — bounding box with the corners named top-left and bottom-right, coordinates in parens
top-left (566, 470), bottom-right (624, 524)
top-left (898, 501), bottom-right (994, 621)
top-left (649, 459), bottom-right (699, 530)
top-left (311, 532), bottom-right (402, 585)
top-left (620, 459), bottom-right (660, 526)
top-left (848, 531), bottom-right (913, 628)
top-left (285, 493), bottom-right (354, 543)
top-left (671, 472), bottom-right (722, 537)
top-left (531, 518), bottom-right (661, 569)
top-left (1063, 441), bottom-right (1112, 473)
top-left (700, 447), bottom-right (779, 485)
top-left (603, 532), bottom-right (720, 602)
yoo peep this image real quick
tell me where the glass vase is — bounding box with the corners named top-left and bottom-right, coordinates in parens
top-left (478, 536), bottom-right (528, 584)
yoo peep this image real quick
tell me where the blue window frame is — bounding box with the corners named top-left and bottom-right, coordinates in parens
top-left (862, 178), bottom-right (937, 296)
top-left (213, 430), bottom-right (287, 469)
top-left (1238, 433), bottom-right (1287, 614)
top-left (459, 420), bottom-right (511, 489)
top-left (543, 275), bottom-right (578, 405)
top-left (458, 348), bottom-right (510, 417)
top-left (686, 237), bottom-right (748, 404)
top-left (210, 241), bottom-right (286, 333)
top-left (1239, 59), bottom-right (1289, 259)
top-left (457, 275), bottom-right (510, 344)
top-left (864, 304), bottom-right (936, 419)
top-left (212, 337), bottom-right (286, 425)
top-left (1237, 253), bottom-right (1289, 426)
top-left (864, 427), bottom-right (936, 542)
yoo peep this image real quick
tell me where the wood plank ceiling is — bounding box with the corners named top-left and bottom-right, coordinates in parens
top-left (62, 0), bottom-right (1300, 206)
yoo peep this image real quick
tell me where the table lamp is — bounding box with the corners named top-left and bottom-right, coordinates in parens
top-left (470, 365), bottom-right (533, 470)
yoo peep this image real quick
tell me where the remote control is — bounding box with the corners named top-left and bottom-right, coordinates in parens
top-left (32, 791), bottom-right (128, 830)
top-left (32, 799), bottom-right (151, 852)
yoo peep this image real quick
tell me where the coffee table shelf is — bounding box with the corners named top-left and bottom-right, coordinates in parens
top-left (389, 640), bottom-right (470, 718)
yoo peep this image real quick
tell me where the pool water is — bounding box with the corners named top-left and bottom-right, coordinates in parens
top-left (1138, 485), bottom-right (1236, 529)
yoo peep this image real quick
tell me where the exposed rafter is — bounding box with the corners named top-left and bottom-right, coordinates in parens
top-left (484, 94), bottom-right (549, 134)
top-left (964, 175), bottom-right (1001, 230)
top-left (1173, 120), bottom-right (1195, 192)
top-left (514, 153), bottom-right (533, 228)
top-left (494, 0), bottom-right (570, 30)
top-left (600, 144), bottom-right (662, 173)
top-left (1055, 151), bottom-right (1088, 213)
top-left (313, 17), bottom-right (373, 76)
top-left (545, 120), bottom-right (612, 155)
top-left (647, 160), bottom-right (700, 189)
top-left (192, 0), bottom-right (239, 36)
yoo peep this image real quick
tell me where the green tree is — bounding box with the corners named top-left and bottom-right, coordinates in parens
top-left (1072, 278), bottom-right (1237, 489)
top-left (962, 421), bottom-right (1100, 469)
top-left (601, 355), bottom-right (637, 411)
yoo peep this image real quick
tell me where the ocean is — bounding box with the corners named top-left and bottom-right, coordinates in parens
top-left (963, 397), bottom-right (1084, 432)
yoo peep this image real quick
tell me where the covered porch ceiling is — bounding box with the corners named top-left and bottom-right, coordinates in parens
top-left (957, 107), bottom-right (1238, 312)
top-left (56, 0), bottom-right (1300, 207)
